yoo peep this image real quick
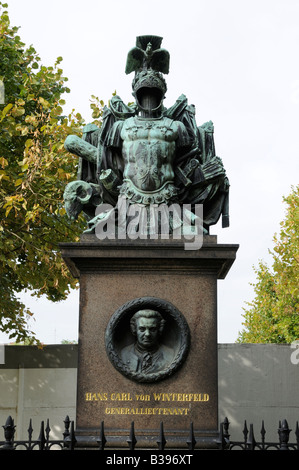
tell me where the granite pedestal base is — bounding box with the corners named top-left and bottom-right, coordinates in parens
top-left (60, 235), bottom-right (238, 448)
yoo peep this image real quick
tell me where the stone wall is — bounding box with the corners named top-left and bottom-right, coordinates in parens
top-left (0, 345), bottom-right (77, 440)
top-left (0, 343), bottom-right (298, 442)
top-left (218, 343), bottom-right (299, 441)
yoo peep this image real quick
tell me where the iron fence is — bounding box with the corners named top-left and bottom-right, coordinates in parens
top-left (218, 417), bottom-right (299, 450)
top-left (1, 415), bottom-right (299, 450)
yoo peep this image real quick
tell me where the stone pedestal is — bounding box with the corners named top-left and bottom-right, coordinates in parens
top-left (60, 235), bottom-right (238, 448)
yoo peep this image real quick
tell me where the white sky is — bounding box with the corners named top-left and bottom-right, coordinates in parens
top-left (1, 0), bottom-right (298, 344)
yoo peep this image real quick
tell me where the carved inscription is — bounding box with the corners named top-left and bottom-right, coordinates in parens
top-left (85, 391), bottom-right (210, 416)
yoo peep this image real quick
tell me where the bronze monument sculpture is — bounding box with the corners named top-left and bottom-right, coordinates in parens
top-left (121, 309), bottom-right (174, 374)
top-left (60, 35), bottom-right (238, 448)
top-left (63, 35), bottom-right (229, 237)
top-left (105, 297), bottom-right (190, 383)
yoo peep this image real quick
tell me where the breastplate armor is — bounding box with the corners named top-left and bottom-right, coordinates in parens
top-left (120, 116), bottom-right (179, 204)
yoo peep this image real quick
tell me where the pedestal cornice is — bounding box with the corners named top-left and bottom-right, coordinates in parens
top-left (60, 235), bottom-right (239, 280)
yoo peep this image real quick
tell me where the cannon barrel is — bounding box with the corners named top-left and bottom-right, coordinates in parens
top-left (64, 135), bottom-right (98, 164)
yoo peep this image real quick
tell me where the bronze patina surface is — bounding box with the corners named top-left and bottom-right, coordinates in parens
top-left (63, 35), bottom-right (229, 237)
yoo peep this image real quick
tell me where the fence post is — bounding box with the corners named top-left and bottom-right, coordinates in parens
top-left (1, 416), bottom-right (15, 450)
top-left (27, 419), bottom-right (33, 450)
top-left (217, 418), bottom-right (230, 450)
top-left (243, 420), bottom-right (248, 448)
top-left (223, 417), bottom-right (230, 443)
top-left (157, 422), bottom-right (166, 450)
top-left (63, 415), bottom-right (70, 442)
top-left (260, 421), bottom-right (266, 450)
top-left (247, 424), bottom-right (256, 450)
top-left (278, 419), bottom-right (291, 450)
top-left (186, 422), bottom-right (196, 450)
top-left (37, 421), bottom-right (46, 450)
top-left (217, 422), bottom-right (225, 450)
top-left (45, 419), bottom-right (51, 450)
top-left (68, 421), bottom-right (77, 450)
top-left (127, 421), bottom-right (137, 451)
top-left (295, 422), bottom-right (299, 450)
top-left (97, 421), bottom-right (107, 450)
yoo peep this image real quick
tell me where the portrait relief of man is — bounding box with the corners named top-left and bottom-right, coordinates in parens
top-left (120, 309), bottom-right (174, 374)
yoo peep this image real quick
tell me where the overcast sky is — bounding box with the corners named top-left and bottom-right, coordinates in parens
top-left (1, 0), bottom-right (298, 344)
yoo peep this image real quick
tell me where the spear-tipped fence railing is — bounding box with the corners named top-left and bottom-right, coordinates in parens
top-left (217, 417), bottom-right (299, 450)
top-left (1, 415), bottom-right (299, 450)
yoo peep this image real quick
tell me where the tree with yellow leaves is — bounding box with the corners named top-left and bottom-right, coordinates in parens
top-left (0, 3), bottom-right (104, 342)
top-left (238, 185), bottom-right (299, 343)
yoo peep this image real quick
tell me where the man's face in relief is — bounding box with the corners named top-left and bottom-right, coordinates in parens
top-left (136, 317), bottom-right (159, 350)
